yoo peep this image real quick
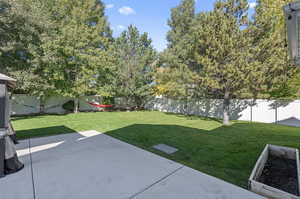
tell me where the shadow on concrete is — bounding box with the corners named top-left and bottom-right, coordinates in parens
top-left (11, 130), bottom-right (185, 199)
top-left (12, 120), bottom-right (300, 189)
top-left (105, 122), bottom-right (300, 188)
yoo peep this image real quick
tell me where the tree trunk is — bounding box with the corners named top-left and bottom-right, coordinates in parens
top-left (74, 98), bottom-right (79, 113)
top-left (223, 91), bottom-right (230, 126)
top-left (134, 96), bottom-right (144, 110)
top-left (184, 87), bottom-right (188, 116)
top-left (40, 96), bottom-right (46, 114)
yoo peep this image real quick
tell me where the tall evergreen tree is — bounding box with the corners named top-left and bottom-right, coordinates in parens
top-left (193, 0), bottom-right (253, 125)
top-left (114, 25), bottom-right (156, 109)
top-left (287, 69), bottom-right (300, 99)
top-left (167, 0), bottom-right (195, 48)
top-left (157, 0), bottom-right (197, 98)
top-left (40, 0), bottom-right (114, 113)
top-left (250, 0), bottom-right (295, 99)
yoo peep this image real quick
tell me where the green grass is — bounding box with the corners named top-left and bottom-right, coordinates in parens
top-left (12, 111), bottom-right (300, 188)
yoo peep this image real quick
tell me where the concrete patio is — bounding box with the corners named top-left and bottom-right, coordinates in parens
top-left (1, 131), bottom-right (265, 199)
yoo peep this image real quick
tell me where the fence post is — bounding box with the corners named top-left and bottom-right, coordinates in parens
top-left (275, 107), bottom-right (278, 124)
top-left (250, 105), bottom-right (253, 122)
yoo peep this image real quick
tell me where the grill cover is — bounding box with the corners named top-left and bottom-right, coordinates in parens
top-left (0, 83), bottom-right (9, 129)
top-left (0, 75), bottom-right (23, 177)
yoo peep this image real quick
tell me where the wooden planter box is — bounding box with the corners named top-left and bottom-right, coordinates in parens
top-left (249, 144), bottom-right (300, 199)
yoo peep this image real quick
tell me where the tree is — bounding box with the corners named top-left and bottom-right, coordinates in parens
top-left (156, 0), bottom-right (198, 99)
top-left (0, 0), bottom-right (50, 93)
top-left (40, 0), bottom-right (114, 113)
top-left (287, 70), bottom-right (300, 99)
top-left (167, 0), bottom-right (195, 48)
top-left (192, 0), bottom-right (254, 125)
top-left (113, 25), bottom-right (156, 109)
top-left (250, 0), bottom-right (295, 99)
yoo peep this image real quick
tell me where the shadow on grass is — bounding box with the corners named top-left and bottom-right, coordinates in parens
top-left (12, 114), bottom-right (68, 121)
top-left (16, 126), bottom-right (77, 140)
top-left (105, 123), bottom-right (300, 188)
top-left (164, 112), bottom-right (223, 123)
top-left (13, 118), bottom-right (300, 188)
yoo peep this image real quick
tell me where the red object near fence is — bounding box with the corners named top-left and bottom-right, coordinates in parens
top-left (88, 102), bottom-right (113, 108)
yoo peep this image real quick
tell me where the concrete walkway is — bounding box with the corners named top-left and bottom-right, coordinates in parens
top-left (1, 131), bottom-right (266, 199)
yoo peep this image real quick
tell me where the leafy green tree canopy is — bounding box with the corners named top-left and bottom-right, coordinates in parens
top-left (114, 25), bottom-right (156, 109)
top-left (192, 0), bottom-right (254, 125)
top-left (0, 0), bottom-right (50, 93)
top-left (157, 0), bottom-right (197, 98)
top-left (40, 0), bottom-right (114, 112)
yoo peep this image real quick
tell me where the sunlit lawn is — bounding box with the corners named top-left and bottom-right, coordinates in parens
top-left (12, 111), bottom-right (300, 188)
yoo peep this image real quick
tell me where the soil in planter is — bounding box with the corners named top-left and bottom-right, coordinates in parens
top-left (258, 155), bottom-right (299, 196)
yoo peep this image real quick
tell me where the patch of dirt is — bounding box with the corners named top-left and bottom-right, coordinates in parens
top-left (258, 155), bottom-right (299, 196)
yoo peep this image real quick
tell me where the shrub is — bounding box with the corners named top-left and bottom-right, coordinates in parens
top-left (102, 97), bottom-right (114, 105)
top-left (62, 100), bottom-right (74, 112)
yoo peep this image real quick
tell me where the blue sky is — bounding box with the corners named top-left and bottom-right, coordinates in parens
top-left (102, 0), bottom-right (257, 52)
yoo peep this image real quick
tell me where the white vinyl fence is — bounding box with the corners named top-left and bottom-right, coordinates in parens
top-left (10, 95), bottom-right (300, 127)
top-left (10, 95), bottom-right (102, 115)
top-left (145, 96), bottom-right (300, 127)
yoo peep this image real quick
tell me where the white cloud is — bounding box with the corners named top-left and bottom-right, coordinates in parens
top-left (249, 2), bottom-right (257, 9)
top-left (106, 4), bottom-right (114, 9)
top-left (118, 6), bottom-right (136, 15)
top-left (117, 25), bottom-right (126, 30)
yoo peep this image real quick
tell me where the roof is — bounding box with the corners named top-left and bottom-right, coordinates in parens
top-left (0, 73), bottom-right (17, 88)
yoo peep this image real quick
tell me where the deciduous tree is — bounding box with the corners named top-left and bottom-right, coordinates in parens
top-left (40, 0), bottom-right (114, 113)
top-left (0, 0), bottom-right (49, 93)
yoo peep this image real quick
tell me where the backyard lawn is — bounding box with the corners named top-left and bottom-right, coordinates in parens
top-left (12, 111), bottom-right (300, 189)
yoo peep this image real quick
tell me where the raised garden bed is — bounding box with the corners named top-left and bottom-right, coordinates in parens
top-left (249, 144), bottom-right (300, 199)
